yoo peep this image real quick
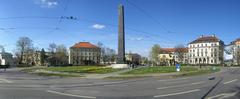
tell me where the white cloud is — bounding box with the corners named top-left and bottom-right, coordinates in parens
top-left (35, 0), bottom-right (58, 8)
top-left (92, 24), bottom-right (106, 29)
top-left (130, 37), bottom-right (144, 41)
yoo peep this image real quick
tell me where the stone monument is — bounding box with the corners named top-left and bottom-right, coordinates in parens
top-left (111, 4), bottom-right (129, 69)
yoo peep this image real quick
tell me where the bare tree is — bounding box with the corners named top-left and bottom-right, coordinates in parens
top-left (16, 37), bottom-right (33, 64)
top-left (56, 44), bottom-right (68, 65)
top-left (47, 43), bottom-right (68, 66)
top-left (174, 44), bottom-right (185, 64)
top-left (0, 45), bottom-right (5, 53)
top-left (48, 43), bottom-right (57, 53)
top-left (97, 42), bottom-right (116, 64)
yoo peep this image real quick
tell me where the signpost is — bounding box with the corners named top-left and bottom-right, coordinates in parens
top-left (176, 63), bottom-right (180, 72)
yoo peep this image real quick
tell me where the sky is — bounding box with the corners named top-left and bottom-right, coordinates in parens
top-left (0, 0), bottom-right (240, 57)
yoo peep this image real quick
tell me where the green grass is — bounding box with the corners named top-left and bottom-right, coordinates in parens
top-left (22, 66), bottom-right (120, 74)
top-left (176, 67), bottom-right (220, 77)
top-left (36, 72), bottom-right (81, 77)
top-left (122, 66), bottom-right (199, 75)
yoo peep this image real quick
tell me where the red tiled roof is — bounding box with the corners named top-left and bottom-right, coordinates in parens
top-left (189, 35), bottom-right (220, 44)
top-left (161, 48), bottom-right (188, 53)
top-left (71, 42), bottom-right (98, 48)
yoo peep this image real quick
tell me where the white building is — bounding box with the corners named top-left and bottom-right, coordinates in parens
top-left (188, 35), bottom-right (224, 65)
top-left (0, 52), bottom-right (14, 66)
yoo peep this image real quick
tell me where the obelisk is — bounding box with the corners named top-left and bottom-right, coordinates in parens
top-left (117, 4), bottom-right (125, 64)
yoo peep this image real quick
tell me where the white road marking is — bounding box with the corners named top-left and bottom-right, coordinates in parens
top-left (0, 78), bottom-right (13, 83)
top-left (46, 90), bottom-right (96, 99)
top-left (153, 89), bottom-right (200, 98)
top-left (207, 92), bottom-right (238, 99)
top-left (223, 79), bottom-right (238, 85)
top-left (158, 77), bottom-right (189, 82)
top-left (157, 81), bottom-right (205, 89)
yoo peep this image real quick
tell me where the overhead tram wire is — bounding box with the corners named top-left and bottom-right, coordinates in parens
top-left (126, 0), bottom-right (175, 34)
top-left (0, 15), bottom-right (178, 45)
top-left (0, 16), bottom-right (59, 20)
top-left (70, 17), bottom-right (179, 45)
top-left (45, 0), bottom-right (70, 34)
top-left (71, 19), bottom-right (176, 45)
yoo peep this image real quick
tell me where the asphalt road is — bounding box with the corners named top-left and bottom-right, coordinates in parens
top-left (0, 67), bottom-right (240, 99)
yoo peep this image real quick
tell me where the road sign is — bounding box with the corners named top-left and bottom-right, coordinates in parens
top-left (176, 64), bottom-right (180, 72)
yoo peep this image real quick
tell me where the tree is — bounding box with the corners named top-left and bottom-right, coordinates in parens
top-left (0, 45), bottom-right (5, 53)
top-left (16, 37), bottom-right (33, 64)
top-left (47, 43), bottom-right (68, 66)
top-left (97, 42), bottom-right (116, 64)
top-left (40, 48), bottom-right (47, 66)
top-left (55, 44), bottom-right (68, 65)
top-left (174, 44), bottom-right (185, 64)
top-left (150, 44), bottom-right (161, 65)
top-left (48, 43), bottom-right (57, 53)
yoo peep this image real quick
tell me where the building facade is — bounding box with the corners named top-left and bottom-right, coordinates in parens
top-left (0, 52), bottom-right (14, 66)
top-left (188, 35), bottom-right (224, 65)
top-left (69, 42), bottom-right (101, 65)
top-left (232, 38), bottom-right (240, 65)
top-left (158, 48), bottom-right (188, 66)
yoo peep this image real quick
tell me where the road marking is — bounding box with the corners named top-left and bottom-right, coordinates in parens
top-left (223, 79), bottom-right (238, 85)
top-left (46, 90), bottom-right (96, 99)
top-left (207, 92), bottom-right (238, 99)
top-left (0, 78), bottom-right (13, 83)
top-left (158, 77), bottom-right (189, 82)
top-left (153, 89), bottom-right (200, 98)
top-left (157, 81), bottom-right (205, 89)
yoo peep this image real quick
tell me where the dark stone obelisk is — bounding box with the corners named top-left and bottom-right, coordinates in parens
top-left (117, 4), bottom-right (125, 64)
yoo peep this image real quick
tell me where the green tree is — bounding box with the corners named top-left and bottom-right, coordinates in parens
top-left (150, 44), bottom-right (161, 66)
top-left (40, 48), bottom-right (47, 66)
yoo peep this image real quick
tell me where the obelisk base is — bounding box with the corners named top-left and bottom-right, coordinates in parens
top-left (111, 64), bottom-right (129, 69)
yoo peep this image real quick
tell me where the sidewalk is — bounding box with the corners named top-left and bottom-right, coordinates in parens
top-left (84, 68), bottom-right (132, 79)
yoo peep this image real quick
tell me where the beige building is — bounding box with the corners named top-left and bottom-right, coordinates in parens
top-left (125, 53), bottom-right (141, 65)
top-left (188, 35), bottom-right (224, 65)
top-left (232, 38), bottom-right (240, 65)
top-left (158, 48), bottom-right (188, 66)
top-left (69, 42), bottom-right (101, 65)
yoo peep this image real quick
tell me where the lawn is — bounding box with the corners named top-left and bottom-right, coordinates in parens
top-left (22, 66), bottom-right (120, 74)
top-left (122, 66), bottom-right (212, 75)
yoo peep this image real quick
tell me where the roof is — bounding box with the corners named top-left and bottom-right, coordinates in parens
top-left (71, 42), bottom-right (99, 48)
top-left (189, 35), bottom-right (221, 44)
top-left (161, 48), bottom-right (188, 53)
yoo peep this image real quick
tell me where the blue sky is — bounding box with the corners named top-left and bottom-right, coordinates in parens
top-left (0, 0), bottom-right (240, 57)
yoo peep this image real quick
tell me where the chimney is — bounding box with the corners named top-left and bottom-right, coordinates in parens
top-left (200, 35), bottom-right (204, 38)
